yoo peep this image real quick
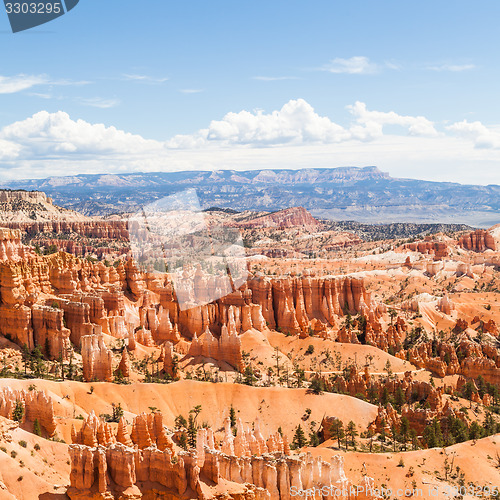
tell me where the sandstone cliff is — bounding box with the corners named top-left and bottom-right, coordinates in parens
top-left (68, 418), bottom-right (379, 499)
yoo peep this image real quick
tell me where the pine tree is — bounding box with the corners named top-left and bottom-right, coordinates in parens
top-left (381, 386), bottom-right (390, 406)
top-left (399, 417), bottom-right (410, 451)
top-left (469, 421), bottom-right (484, 441)
top-left (21, 344), bottom-right (30, 375)
top-left (394, 387), bottom-right (405, 411)
top-left (292, 425), bottom-right (307, 449)
top-left (410, 428), bottom-right (419, 450)
top-left (13, 400), bottom-right (24, 423)
top-left (424, 418), bottom-right (443, 448)
top-left (424, 424), bottom-right (437, 448)
top-left (482, 411), bottom-right (497, 435)
top-left (391, 425), bottom-right (398, 452)
top-left (347, 421), bottom-right (358, 450)
top-left (243, 366), bottom-right (256, 386)
top-left (461, 380), bottom-right (475, 408)
top-left (179, 432), bottom-right (188, 450)
top-left (309, 431), bottom-right (320, 447)
top-left (329, 419), bottom-right (344, 450)
top-left (187, 414), bottom-right (197, 448)
top-left (229, 405), bottom-right (236, 428)
top-left (33, 418), bottom-right (42, 437)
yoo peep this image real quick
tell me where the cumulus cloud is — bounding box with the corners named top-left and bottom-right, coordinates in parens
top-left (447, 120), bottom-right (500, 148)
top-left (168, 99), bottom-right (350, 147)
top-left (0, 101), bottom-right (499, 185)
top-left (0, 111), bottom-right (162, 156)
top-left (347, 101), bottom-right (439, 139)
top-left (167, 100), bottom-right (440, 148)
top-left (321, 56), bottom-right (378, 74)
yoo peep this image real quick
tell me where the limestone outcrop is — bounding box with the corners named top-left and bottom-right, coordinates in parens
top-left (399, 239), bottom-right (449, 259)
top-left (32, 304), bottom-right (71, 360)
top-left (0, 387), bottom-right (56, 436)
top-left (163, 342), bottom-right (178, 378)
top-left (405, 340), bottom-right (500, 384)
top-left (116, 348), bottom-right (130, 378)
top-left (0, 229), bottom-right (29, 262)
top-left (72, 411), bottom-right (175, 454)
top-left (459, 229), bottom-right (496, 252)
top-left (68, 421), bottom-right (379, 500)
top-left (186, 324), bottom-right (244, 371)
top-left (81, 334), bottom-right (113, 382)
top-left (72, 410), bottom-right (116, 448)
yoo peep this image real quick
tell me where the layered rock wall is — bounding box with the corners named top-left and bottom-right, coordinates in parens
top-left (81, 334), bottom-right (113, 382)
top-left (0, 387), bottom-right (56, 436)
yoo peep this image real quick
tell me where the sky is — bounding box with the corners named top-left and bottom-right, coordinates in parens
top-left (0, 0), bottom-right (499, 184)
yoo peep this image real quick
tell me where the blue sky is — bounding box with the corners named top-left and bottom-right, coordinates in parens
top-left (1, 0), bottom-right (500, 184)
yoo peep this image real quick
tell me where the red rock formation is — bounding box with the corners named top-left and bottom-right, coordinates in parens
top-left (0, 228), bottom-right (29, 262)
top-left (68, 430), bottom-right (379, 500)
top-left (32, 304), bottom-right (71, 359)
top-left (59, 299), bottom-right (96, 346)
top-left (81, 333), bottom-right (113, 382)
top-left (163, 342), bottom-right (178, 378)
top-left (408, 342), bottom-right (460, 377)
top-left (135, 327), bottom-right (155, 346)
top-left (72, 410), bottom-right (116, 447)
top-left (116, 417), bottom-right (133, 447)
top-left (461, 356), bottom-right (500, 386)
top-left (186, 324), bottom-right (244, 371)
top-left (117, 348), bottom-right (130, 378)
top-left (399, 239), bottom-right (449, 260)
top-left (0, 387), bottom-right (56, 436)
top-left (125, 259), bottom-right (146, 299)
top-left (5, 219), bottom-right (129, 239)
top-left (459, 229), bottom-right (496, 252)
top-left (438, 294), bottom-right (454, 315)
top-left (235, 206), bottom-right (321, 229)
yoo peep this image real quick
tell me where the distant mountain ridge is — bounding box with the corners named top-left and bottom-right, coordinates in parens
top-left (1, 167), bottom-right (499, 227)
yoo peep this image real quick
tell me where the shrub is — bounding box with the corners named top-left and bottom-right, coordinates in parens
top-left (10, 450), bottom-right (17, 459)
top-left (18, 441), bottom-right (27, 448)
top-left (33, 443), bottom-right (40, 451)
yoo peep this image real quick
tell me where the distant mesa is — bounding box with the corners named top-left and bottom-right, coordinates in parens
top-left (1, 166), bottom-right (498, 226)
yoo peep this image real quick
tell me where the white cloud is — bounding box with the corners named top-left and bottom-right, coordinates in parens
top-left (321, 56), bottom-right (378, 74)
top-left (427, 64), bottom-right (475, 72)
top-left (0, 110), bottom-right (161, 156)
top-left (0, 101), bottom-right (499, 185)
top-left (347, 101), bottom-right (439, 139)
top-left (447, 119), bottom-right (500, 148)
top-left (78, 97), bottom-right (121, 108)
top-left (0, 74), bottom-right (90, 94)
top-left (0, 74), bottom-right (48, 94)
top-left (123, 74), bottom-right (169, 83)
top-left (168, 99), bottom-right (349, 147)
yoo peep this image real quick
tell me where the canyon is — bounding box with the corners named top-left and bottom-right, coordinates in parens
top-left (0, 188), bottom-right (498, 499)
